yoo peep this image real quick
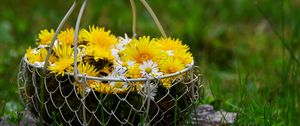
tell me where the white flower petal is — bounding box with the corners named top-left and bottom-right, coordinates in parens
top-left (138, 83), bottom-right (158, 100)
top-left (111, 48), bottom-right (121, 60)
top-left (140, 60), bottom-right (162, 77)
top-left (33, 62), bottom-right (44, 67)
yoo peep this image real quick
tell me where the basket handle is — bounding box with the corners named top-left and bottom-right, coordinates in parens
top-left (130, 0), bottom-right (167, 38)
top-left (43, 0), bottom-right (78, 73)
top-left (43, 0), bottom-right (167, 80)
top-left (139, 0), bottom-right (167, 38)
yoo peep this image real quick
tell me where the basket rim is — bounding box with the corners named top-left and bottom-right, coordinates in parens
top-left (23, 56), bottom-right (194, 82)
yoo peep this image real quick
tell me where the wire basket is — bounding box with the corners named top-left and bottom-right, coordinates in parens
top-left (17, 0), bottom-right (201, 125)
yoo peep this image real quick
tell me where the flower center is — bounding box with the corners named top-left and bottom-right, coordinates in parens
top-left (138, 53), bottom-right (151, 63)
top-left (118, 51), bottom-right (124, 57)
top-left (167, 67), bottom-right (176, 74)
top-left (115, 82), bottom-right (123, 88)
top-left (145, 67), bottom-right (152, 73)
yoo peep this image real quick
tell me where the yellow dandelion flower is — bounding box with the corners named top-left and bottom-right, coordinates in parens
top-left (37, 29), bottom-right (54, 45)
top-left (75, 63), bottom-right (99, 94)
top-left (75, 81), bottom-right (90, 95)
top-left (53, 44), bottom-right (73, 58)
top-left (111, 87), bottom-right (128, 94)
top-left (110, 81), bottom-right (129, 94)
top-left (76, 80), bottom-right (96, 94)
top-left (77, 63), bottom-right (99, 76)
top-left (49, 54), bottom-right (57, 64)
top-left (156, 37), bottom-right (189, 53)
top-left (161, 78), bottom-right (173, 89)
top-left (99, 66), bottom-right (113, 76)
top-left (57, 28), bottom-right (85, 45)
top-left (49, 44), bottom-right (80, 76)
top-left (82, 25), bottom-right (117, 48)
top-left (123, 36), bottom-right (161, 64)
top-left (114, 82), bottom-right (124, 88)
top-left (78, 29), bottom-right (86, 44)
top-left (90, 81), bottom-right (112, 94)
top-left (48, 57), bottom-right (74, 76)
top-left (25, 47), bottom-right (48, 65)
top-left (57, 28), bottom-right (74, 45)
top-left (126, 64), bottom-right (142, 78)
top-left (85, 46), bottom-right (115, 62)
top-left (159, 57), bottom-right (185, 74)
top-left (174, 51), bottom-right (193, 65)
top-left (129, 82), bottom-right (144, 92)
top-left (156, 37), bottom-right (193, 65)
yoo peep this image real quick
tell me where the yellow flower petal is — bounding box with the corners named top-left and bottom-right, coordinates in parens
top-left (159, 57), bottom-right (185, 74)
top-left (123, 36), bottom-right (162, 64)
top-left (82, 25), bottom-right (117, 49)
top-left (37, 29), bottom-right (54, 45)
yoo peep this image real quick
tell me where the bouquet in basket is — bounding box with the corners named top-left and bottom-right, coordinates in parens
top-left (18, 0), bottom-right (200, 125)
top-left (25, 26), bottom-right (193, 93)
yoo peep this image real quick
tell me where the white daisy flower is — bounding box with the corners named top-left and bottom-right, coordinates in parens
top-left (139, 83), bottom-right (158, 100)
top-left (111, 48), bottom-right (120, 60)
top-left (140, 60), bottom-right (162, 77)
top-left (114, 60), bottom-right (135, 74)
top-left (105, 70), bottom-right (128, 90)
top-left (119, 34), bottom-right (132, 45)
top-left (112, 34), bottom-right (132, 60)
top-left (117, 34), bottom-right (132, 50)
top-left (106, 70), bottom-right (126, 79)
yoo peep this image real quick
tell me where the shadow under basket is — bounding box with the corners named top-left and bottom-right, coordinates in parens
top-left (18, 57), bottom-right (200, 126)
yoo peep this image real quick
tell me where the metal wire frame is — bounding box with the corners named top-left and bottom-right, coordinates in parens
top-left (18, 0), bottom-right (200, 125)
top-left (18, 58), bottom-right (200, 125)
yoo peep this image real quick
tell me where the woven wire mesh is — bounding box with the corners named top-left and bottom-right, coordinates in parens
top-left (18, 58), bottom-right (200, 126)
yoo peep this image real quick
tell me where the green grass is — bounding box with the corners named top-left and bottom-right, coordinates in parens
top-left (0, 0), bottom-right (299, 125)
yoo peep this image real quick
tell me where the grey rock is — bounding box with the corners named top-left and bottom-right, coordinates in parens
top-left (190, 104), bottom-right (237, 126)
top-left (19, 110), bottom-right (37, 126)
top-left (0, 115), bottom-right (11, 126)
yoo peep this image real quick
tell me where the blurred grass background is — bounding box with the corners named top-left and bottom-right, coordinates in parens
top-left (0, 0), bottom-right (299, 125)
